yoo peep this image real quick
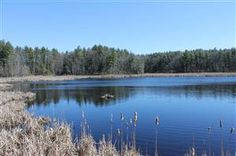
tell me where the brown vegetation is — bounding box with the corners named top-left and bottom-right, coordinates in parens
top-left (0, 72), bottom-right (236, 84)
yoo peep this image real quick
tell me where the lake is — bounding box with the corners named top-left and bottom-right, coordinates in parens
top-left (23, 76), bottom-right (236, 155)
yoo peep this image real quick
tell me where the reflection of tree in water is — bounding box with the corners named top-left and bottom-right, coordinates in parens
top-left (66, 87), bottom-right (132, 106)
top-left (16, 81), bottom-right (236, 107)
top-left (147, 83), bottom-right (236, 98)
top-left (29, 86), bottom-right (135, 107)
top-left (180, 83), bottom-right (236, 98)
top-left (34, 89), bottom-right (61, 106)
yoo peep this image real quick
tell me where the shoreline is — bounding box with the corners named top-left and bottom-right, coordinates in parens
top-left (0, 72), bottom-right (236, 83)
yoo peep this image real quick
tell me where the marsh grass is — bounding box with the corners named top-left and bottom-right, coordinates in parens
top-left (76, 112), bottom-right (141, 156)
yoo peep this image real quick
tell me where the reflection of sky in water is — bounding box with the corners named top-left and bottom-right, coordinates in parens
top-left (22, 77), bottom-right (236, 156)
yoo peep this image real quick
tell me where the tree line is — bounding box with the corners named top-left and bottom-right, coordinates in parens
top-left (0, 40), bottom-right (235, 77)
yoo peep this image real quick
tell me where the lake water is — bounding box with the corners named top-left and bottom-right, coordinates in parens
top-left (24, 77), bottom-right (236, 155)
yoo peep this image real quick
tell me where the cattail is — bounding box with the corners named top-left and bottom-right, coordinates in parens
top-left (110, 113), bottom-right (113, 142)
top-left (120, 113), bottom-right (125, 121)
top-left (220, 120), bottom-right (223, 128)
top-left (155, 116), bottom-right (160, 126)
top-left (154, 116), bottom-right (160, 156)
top-left (230, 127), bottom-right (235, 134)
top-left (134, 112), bottom-right (138, 122)
top-left (134, 112), bottom-right (138, 127)
top-left (208, 127), bottom-right (211, 133)
top-left (130, 118), bottom-right (133, 125)
top-left (120, 113), bottom-right (124, 121)
top-left (117, 128), bottom-right (121, 135)
top-left (191, 147), bottom-right (195, 156)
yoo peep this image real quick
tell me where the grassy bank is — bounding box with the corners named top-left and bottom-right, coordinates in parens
top-left (0, 72), bottom-right (236, 84)
top-left (0, 80), bottom-right (140, 156)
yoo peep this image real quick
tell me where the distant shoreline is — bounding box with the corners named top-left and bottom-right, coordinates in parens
top-left (0, 72), bottom-right (236, 83)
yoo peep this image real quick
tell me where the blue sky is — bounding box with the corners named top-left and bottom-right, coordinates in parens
top-left (0, 0), bottom-right (235, 54)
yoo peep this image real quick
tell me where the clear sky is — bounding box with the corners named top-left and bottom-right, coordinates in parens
top-left (0, 0), bottom-right (235, 54)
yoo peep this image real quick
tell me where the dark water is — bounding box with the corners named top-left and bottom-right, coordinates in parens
top-left (23, 77), bottom-right (236, 155)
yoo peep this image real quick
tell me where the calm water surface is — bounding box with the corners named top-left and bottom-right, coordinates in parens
top-left (24, 77), bottom-right (236, 155)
